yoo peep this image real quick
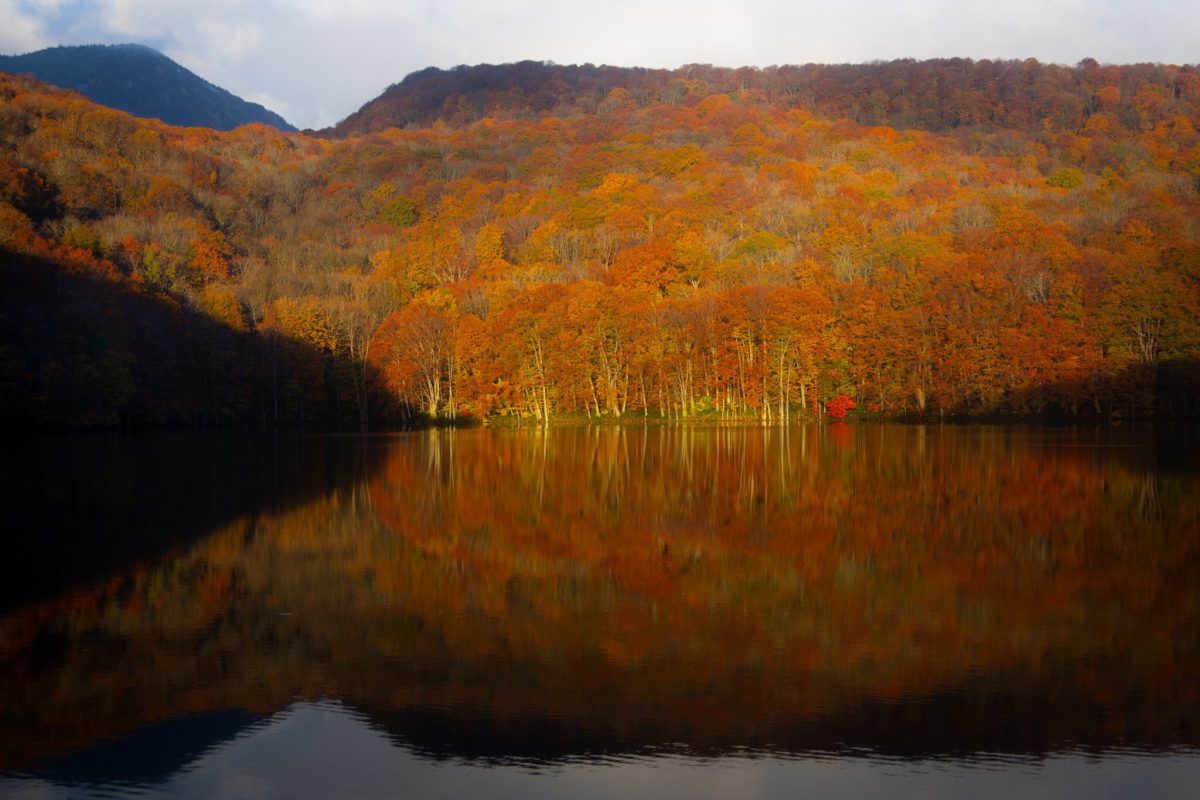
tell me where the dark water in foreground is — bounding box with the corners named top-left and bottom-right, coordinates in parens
top-left (1, 424), bottom-right (1198, 798)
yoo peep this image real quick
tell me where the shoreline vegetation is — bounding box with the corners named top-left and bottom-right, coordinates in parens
top-left (12, 402), bottom-right (1194, 435)
top-left (3, 59), bottom-right (1200, 432)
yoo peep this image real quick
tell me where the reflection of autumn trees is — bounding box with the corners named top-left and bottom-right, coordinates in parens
top-left (368, 428), bottom-right (1200, 672)
top-left (3, 428), bottom-right (1198, 769)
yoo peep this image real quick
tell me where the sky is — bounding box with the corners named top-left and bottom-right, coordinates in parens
top-left (1, 0), bottom-right (1197, 130)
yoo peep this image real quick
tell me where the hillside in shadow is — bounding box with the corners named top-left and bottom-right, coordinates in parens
top-left (0, 245), bottom-right (409, 429)
top-left (996, 357), bottom-right (1200, 421)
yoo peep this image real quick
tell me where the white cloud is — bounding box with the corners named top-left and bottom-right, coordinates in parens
top-left (193, 19), bottom-right (265, 63)
top-left (0, 0), bottom-right (53, 53)
top-left (288, 0), bottom-right (420, 22)
top-left (243, 90), bottom-right (293, 123)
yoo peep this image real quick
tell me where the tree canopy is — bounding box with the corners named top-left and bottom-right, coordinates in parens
top-left (2, 57), bottom-right (1199, 428)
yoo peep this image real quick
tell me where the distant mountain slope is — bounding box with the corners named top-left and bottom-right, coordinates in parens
top-left (326, 58), bottom-right (1200, 140)
top-left (0, 43), bottom-right (296, 132)
top-left (328, 61), bottom-right (673, 135)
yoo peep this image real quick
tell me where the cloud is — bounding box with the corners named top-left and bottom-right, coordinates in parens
top-left (242, 90), bottom-right (293, 124)
top-left (0, 0), bottom-right (53, 53)
top-left (189, 19), bottom-right (265, 67)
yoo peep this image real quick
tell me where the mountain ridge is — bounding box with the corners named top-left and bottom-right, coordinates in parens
top-left (0, 43), bottom-right (296, 132)
top-left (324, 57), bottom-right (1200, 144)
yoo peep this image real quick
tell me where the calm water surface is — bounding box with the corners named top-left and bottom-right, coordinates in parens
top-left (1, 424), bottom-right (1198, 798)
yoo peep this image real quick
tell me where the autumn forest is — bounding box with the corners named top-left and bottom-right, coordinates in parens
top-left (2, 58), bottom-right (1200, 428)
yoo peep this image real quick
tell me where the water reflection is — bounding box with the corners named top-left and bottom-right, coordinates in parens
top-left (1, 425), bottom-right (1198, 796)
top-left (6, 702), bottom-right (1200, 800)
top-left (0, 431), bottom-right (390, 609)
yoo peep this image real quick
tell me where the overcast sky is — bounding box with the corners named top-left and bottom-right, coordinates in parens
top-left (1, 0), bottom-right (1197, 129)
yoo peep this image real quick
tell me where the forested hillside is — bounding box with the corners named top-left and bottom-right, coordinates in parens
top-left (329, 58), bottom-right (1200, 146)
top-left (1, 58), bottom-right (1198, 428)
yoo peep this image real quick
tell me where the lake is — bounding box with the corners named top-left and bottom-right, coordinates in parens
top-left (1, 424), bottom-right (1198, 798)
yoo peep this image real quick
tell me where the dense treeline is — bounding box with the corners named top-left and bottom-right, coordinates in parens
top-left (330, 58), bottom-right (1200, 148)
top-left (1, 57), bottom-right (1199, 428)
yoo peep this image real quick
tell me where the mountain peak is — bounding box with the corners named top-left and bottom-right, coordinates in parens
top-left (0, 43), bottom-right (296, 132)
